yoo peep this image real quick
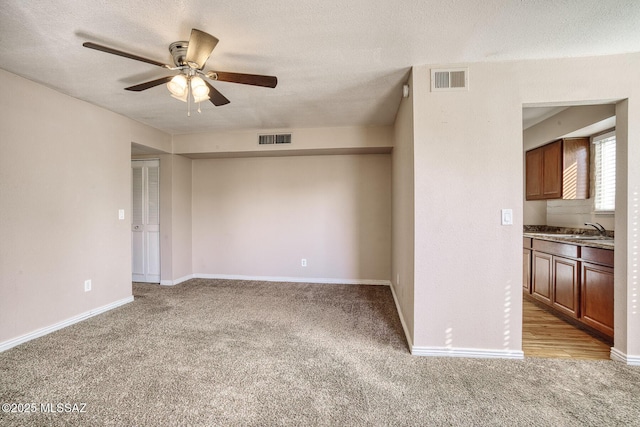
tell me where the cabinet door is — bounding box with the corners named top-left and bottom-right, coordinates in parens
top-left (562, 138), bottom-right (590, 199)
top-left (552, 257), bottom-right (579, 318)
top-left (542, 140), bottom-right (563, 199)
top-left (581, 262), bottom-right (614, 338)
top-left (532, 252), bottom-right (552, 304)
top-left (525, 148), bottom-right (543, 200)
top-left (523, 248), bottom-right (531, 293)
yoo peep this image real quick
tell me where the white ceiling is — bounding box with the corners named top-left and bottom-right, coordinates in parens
top-left (1, 1), bottom-right (640, 135)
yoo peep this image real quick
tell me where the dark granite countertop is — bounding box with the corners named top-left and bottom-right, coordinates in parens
top-left (524, 225), bottom-right (614, 250)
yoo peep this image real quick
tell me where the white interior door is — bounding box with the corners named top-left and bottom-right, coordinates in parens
top-left (132, 160), bottom-right (160, 283)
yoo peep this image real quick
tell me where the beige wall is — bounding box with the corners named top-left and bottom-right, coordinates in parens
top-left (158, 155), bottom-right (174, 282)
top-left (170, 154), bottom-right (192, 282)
top-left (411, 63), bottom-right (524, 355)
top-left (613, 99), bottom-right (638, 357)
top-left (0, 69), bottom-right (168, 345)
top-left (391, 71), bottom-right (416, 344)
top-left (173, 125), bottom-right (393, 155)
top-left (192, 154), bottom-right (391, 283)
top-left (408, 53), bottom-right (640, 359)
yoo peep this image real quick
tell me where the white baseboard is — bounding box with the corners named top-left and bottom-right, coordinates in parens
top-left (389, 283), bottom-right (413, 350)
top-left (610, 347), bottom-right (640, 366)
top-left (387, 282), bottom-right (523, 360)
top-left (0, 296), bottom-right (134, 353)
top-left (610, 347), bottom-right (626, 363)
top-left (160, 274), bottom-right (195, 286)
top-left (194, 273), bottom-right (391, 286)
top-left (629, 355), bottom-right (640, 366)
top-left (412, 346), bottom-right (525, 360)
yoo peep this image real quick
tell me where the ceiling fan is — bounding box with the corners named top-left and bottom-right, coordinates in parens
top-left (83, 28), bottom-right (277, 115)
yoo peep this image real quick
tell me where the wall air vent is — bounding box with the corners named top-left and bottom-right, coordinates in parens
top-left (258, 133), bottom-right (292, 145)
top-left (431, 68), bottom-right (468, 92)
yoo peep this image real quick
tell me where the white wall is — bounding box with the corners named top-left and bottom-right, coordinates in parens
top-left (191, 154), bottom-right (391, 283)
top-left (0, 69), bottom-right (170, 346)
top-left (546, 200), bottom-right (615, 231)
top-left (407, 53), bottom-right (640, 361)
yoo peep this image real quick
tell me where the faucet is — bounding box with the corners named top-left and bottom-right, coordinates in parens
top-left (585, 222), bottom-right (607, 236)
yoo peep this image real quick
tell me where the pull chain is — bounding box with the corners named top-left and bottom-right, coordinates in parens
top-left (187, 76), bottom-right (191, 117)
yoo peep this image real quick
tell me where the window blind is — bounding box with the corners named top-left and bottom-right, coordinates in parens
top-left (593, 131), bottom-right (616, 212)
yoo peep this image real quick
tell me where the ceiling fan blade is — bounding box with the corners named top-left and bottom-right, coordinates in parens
top-left (206, 71), bottom-right (277, 88)
top-left (83, 42), bottom-right (171, 69)
top-left (185, 29), bottom-right (219, 69)
top-left (125, 76), bottom-right (174, 92)
top-left (204, 81), bottom-right (230, 106)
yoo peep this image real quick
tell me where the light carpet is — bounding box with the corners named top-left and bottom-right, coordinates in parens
top-left (1, 279), bottom-right (639, 426)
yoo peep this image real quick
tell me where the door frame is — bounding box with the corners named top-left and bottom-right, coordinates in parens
top-left (131, 159), bottom-right (161, 283)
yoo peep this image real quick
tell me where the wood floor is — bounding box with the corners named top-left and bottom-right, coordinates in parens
top-left (522, 296), bottom-right (611, 360)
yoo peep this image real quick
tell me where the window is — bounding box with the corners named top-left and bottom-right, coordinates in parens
top-left (593, 130), bottom-right (616, 212)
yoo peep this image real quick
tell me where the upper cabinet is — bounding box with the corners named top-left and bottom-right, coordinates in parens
top-left (525, 137), bottom-right (590, 201)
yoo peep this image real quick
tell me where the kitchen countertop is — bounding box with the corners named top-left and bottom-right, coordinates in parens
top-left (523, 226), bottom-right (614, 250)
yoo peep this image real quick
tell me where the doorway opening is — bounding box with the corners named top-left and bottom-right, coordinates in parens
top-left (132, 159), bottom-right (160, 283)
top-left (522, 103), bottom-right (616, 360)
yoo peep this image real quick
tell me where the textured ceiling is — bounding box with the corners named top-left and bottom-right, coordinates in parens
top-left (1, 1), bottom-right (639, 135)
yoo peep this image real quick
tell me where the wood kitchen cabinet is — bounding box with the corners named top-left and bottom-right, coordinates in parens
top-left (581, 247), bottom-right (614, 338)
top-left (523, 238), bottom-right (532, 292)
top-left (526, 237), bottom-right (614, 340)
top-left (525, 138), bottom-right (589, 200)
top-left (531, 251), bottom-right (552, 304)
top-left (552, 256), bottom-right (580, 318)
top-left (530, 239), bottom-right (580, 318)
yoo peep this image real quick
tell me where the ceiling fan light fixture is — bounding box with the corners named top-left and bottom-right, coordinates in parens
top-left (167, 74), bottom-right (188, 97)
top-left (190, 76), bottom-right (209, 98)
top-left (170, 92), bottom-right (188, 103)
top-left (83, 28), bottom-right (278, 114)
top-left (193, 93), bottom-right (210, 103)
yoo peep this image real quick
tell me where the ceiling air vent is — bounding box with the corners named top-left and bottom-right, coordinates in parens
top-left (258, 133), bottom-right (292, 145)
top-left (431, 68), bottom-right (468, 92)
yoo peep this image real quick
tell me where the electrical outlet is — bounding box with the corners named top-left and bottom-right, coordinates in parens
top-left (84, 280), bottom-right (92, 292)
top-left (301, 259), bottom-right (307, 267)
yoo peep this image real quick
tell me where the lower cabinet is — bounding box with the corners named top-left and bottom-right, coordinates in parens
top-left (523, 244), bottom-right (532, 293)
top-left (531, 251), bottom-right (579, 318)
top-left (531, 251), bottom-right (552, 304)
top-left (525, 238), bottom-right (613, 339)
top-left (581, 262), bottom-right (614, 337)
top-left (551, 256), bottom-right (580, 318)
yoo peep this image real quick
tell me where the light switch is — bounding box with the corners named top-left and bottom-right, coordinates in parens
top-left (501, 209), bottom-right (513, 225)
top-left (118, 209), bottom-right (125, 220)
